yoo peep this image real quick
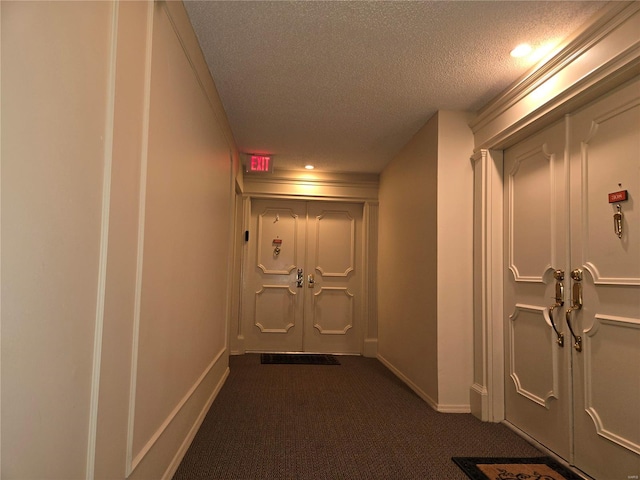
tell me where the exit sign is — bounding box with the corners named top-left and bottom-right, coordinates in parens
top-left (246, 155), bottom-right (273, 173)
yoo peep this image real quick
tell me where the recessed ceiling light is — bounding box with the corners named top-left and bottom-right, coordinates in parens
top-left (305, 165), bottom-right (315, 170)
top-left (510, 43), bottom-right (532, 58)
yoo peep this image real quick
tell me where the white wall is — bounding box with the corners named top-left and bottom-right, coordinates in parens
top-left (378, 111), bottom-right (474, 411)
top-left (1, 2), bottom-right (238, 478)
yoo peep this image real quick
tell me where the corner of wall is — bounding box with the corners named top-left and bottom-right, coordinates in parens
top-left (435, 111), bottom-right (475, 410)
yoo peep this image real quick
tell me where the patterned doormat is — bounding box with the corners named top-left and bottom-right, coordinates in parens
top-left (260, 353), bottom-right (340, 365)
top-left (452, 457), bottom-right (584, 480)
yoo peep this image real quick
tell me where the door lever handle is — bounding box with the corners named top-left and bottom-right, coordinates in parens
top-left (565, 268), bottom-right (583, 352)
top-left (296, 268), bottom-right (304, 288)
top-left (549, 303), bottom-right (565, 347)
top-left (548, 269), bottom-right (565, 347)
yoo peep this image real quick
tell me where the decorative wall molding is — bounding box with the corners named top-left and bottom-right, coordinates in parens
top-left (131, 349), bottom-right (227, 472)
top-left (471, 2), bottom-right (640, 151)
top-left (507, 145), bottom-right (554, 283)
top-left (312, 287), bottom-right (354, 334)
top-left (87, 3), bottom-right (119, 478)
top-left (583, 314), bottom-right (640, 455)
top-left (256, 208), bottom-right (299, 275)
top-left (314, 210), bottom-right (355, 277)
top-left (126, 1), bottom-right (155, 475)
top-left (254, 286), bottom-right (296, 333)
top-left (509, 304), bottom-right (559, 408)
top-left (162, 365), bottom-right (230, 480)
top-left (580, 96), bottom-right (640, 286)
top-left (242, 170), bottom-right (379, 201)
top-left (161, 1), bottom-right (237, 152)
top-left (126, 2), bottom-right (236, 476)
top-left (470, 149), bottom-right (504, 422)
top-left (361, 202), bottom-right (379, 358)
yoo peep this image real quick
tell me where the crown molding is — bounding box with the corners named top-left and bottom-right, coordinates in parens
top-left (471, 1), bottom-right (640, 150)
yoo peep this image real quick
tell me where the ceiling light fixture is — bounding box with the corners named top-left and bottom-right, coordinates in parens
top-left (510, 43), bottom-right (532, 58)
top-left (304, 165), bottom-right (315, 170)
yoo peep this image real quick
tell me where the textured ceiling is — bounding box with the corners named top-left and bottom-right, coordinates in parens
top-left (184, 1), bottom-right (606, 174)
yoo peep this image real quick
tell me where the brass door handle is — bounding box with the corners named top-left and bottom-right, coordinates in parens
top-left (308, 274), bottom-right (315, 288)
top-left (548, 269), bottom-right (565, 347)
top-left (565, 268), bottom-right (583, 352)
top-left (549, 303), bottom-right (565, 347)
top-left (296, 268), bottom-right (304, 288)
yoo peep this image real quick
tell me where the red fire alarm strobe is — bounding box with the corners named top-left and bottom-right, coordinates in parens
top-left (245, 154), bottom-right (274, 173)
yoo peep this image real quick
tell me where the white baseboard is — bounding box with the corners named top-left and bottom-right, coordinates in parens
top-left (162, 363), bottom-right (230, 480)
top-left (363, 338), bottom-right (378, 358)
top-left (470, 382), bottom-right (489, 421)
top-left (377, 354), bottom-right (471, 413)
top-left (376, 353), bottom-right (438, 411)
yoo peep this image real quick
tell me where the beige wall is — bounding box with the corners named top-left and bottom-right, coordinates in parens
top-left (2, 3), bottom-right (114, 477)
top-left (435, 111), bottom-right (474, 410)
top-left (378, 111), bottom-right (474, 411)
top-left (1, 2), bottom-right (237, 478)
top-left (378, 114), bottom-right (440, 404)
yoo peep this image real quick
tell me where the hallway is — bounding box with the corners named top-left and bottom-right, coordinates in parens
top-left (173, 355), bottom-right (544, 479)
top-left (2, 2), bottom-right (638, 478)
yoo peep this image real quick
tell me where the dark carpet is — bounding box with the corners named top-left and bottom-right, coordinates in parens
top-left (173, 354), bottom-right (545, 479)
top-left (452, 457), bottom-right (584, 480)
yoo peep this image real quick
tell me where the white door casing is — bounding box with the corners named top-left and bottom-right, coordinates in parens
top-left (503, 78), bottom-right (640, 479)
top-left (241, 199), bottom-right (363, 354)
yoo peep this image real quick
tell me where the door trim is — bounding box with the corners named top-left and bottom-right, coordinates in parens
top-left (471, 3), bottom-right (640, 423)
top-left (231, 194), bottom-right (378, 358)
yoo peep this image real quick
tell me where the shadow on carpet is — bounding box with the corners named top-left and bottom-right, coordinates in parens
top-left (452, 457), bottom-right (584, 480)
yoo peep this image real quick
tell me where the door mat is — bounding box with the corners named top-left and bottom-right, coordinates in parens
top-left (260, 353), bottom-right (340, 365)
top-left (452, 457), bottom-right (584, 480)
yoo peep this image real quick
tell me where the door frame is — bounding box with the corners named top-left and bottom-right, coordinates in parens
top-left (470, 2), bottom-right (640, 423)
top-left (229, 170), bottom-right (380, 358)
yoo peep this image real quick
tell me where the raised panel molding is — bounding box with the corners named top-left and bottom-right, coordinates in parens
top-left (580, 98), bottom-right (640, 286)
top-left (254, 286), bottom-right (297, 333)
top-left (312, 287), bottom-right (354, 334)
top-left (509, 304), bottom-right (559, 408)
top-left (583, 262), bottom-right (640, 286)
top-left (507, 144), bottom-right (554, 283)
top-left (257, 208), bottom-right (299, 275)
top-left (313, 210), bottom-right (355, 277)
top-left (583, 314), bottom-right (640, 455)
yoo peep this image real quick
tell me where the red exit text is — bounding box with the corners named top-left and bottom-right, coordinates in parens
top-left (249, 155), bottom-right (273, 173)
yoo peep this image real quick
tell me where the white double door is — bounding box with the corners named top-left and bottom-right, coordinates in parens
top-left (242, 199), bottom-right (363, 354)
top-left (504, 78), bottom-right (640, 480)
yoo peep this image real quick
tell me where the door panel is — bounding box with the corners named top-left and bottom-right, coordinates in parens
top-left (504, 120), bottom-right (571, 460)
top-left (242, 199), bottom-right (363, 354)
top-left (243, 199), bottom-right (306, 352)
top-left (569, 79), bottom-right (640, 480)
top-left (304, 202), bottom-right (362, 353)
top-left (505, 77), bottom-right (640, 480)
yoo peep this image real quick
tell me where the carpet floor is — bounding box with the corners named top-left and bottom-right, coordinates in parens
top-left (173, 354), bottom-right (545, 479)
